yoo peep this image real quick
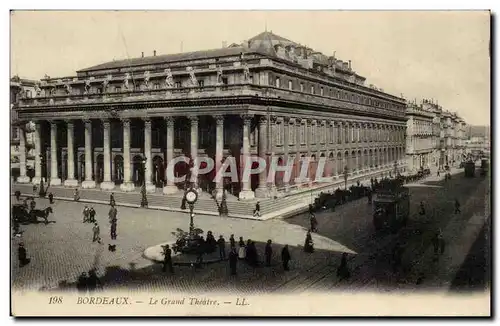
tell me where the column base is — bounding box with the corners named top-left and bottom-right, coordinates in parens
top-left (238, 189), bottom-right (255, 200)
top-left (64, 179), bottom-right (79, 187)
top-left (255, 187), bottom-right (269, 198)
top-left (100, 181), bottom-right (115, 191)
top-left (146, 183), bottom-right (156, 194)
top-left (32, 177), bottom-right (41, 185)
top-left (16, 176), bottom-right (30, 184)
top-left (49, 178), bottom-right (62, 186)
top-left (162, 185), bottom-right (179, 195)
top-left (214, 188), bottom-right (224, 200)
top-left (82, 180), bottom-right (96, 189)
top-left (120, 182), bottom-right (135, 192)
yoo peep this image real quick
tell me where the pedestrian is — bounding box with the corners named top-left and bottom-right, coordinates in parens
top-left (419, 202), bottom-right (426, 216)
top-left (181, 195), bottom-right (187, 210)
top-left (108, 204), bottom-right (117, 224)
top-left (205, 231), bottom-right (217, 253)
top-left (281, 245), bottom-right (291, 271)
top-left (76, 272), bottom-right (88, 293)
top-left (217, 235), bottom-right (226, 260)
top-left (87, 269), bottom-right (101, 293)
top-left (229, 234), bottom-right (236, 249)
top-left (238, 237), bottom-right (246, 260)
top-left (30, 198), bottom-right (36, 211)
top-left (367, 190), bottom-right (372, 205)
top-left (308, 204), bottom-right (315, 218)
top-left (74, 188), bottom-right (80, 201)
top-left (265, 239), bottom-right (273, 267)
top-left (454, 199), bottom-right (461, 214)
top-left (110, 219), bottom-right (117, 240)
top-left (83, 206), bottom-right (89, 223)
top-left (337, 253), bottom-right (350, 280)
top-left (304, 231), bottom-right (314, 253)
top-left (32, 184), bottom-right (37, 194)
top-left (92, 222), bottom-right (101, 243)
top-left (89, 207), bottom-right (96, 223)
top-left (110, 192), bottom-right (115, 206)
top-left (437, 229), bottom-right (445, 254)
top-left (48, 192), bottom-right (54, 204)
top-left (229, 247), bottom-right (238, 275)
top-left (253, 201), bottom-right (261, 217)
top-left (162, 244), bottom-right (174, 273)
top-left (18, 242), bottom-right (30, 267)
top-left (310, 215), bottom-right (318, 233)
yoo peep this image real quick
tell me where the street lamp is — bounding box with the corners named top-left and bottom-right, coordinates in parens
top-left (140, 157), bottom-right (148, 208)
top-left (39, 154), bottom-right (46, 197)
top-left (393, 160), bottom-right (398, 177)
top-left (184, 188), bottom-right (198, 236)
top-left (343, 165), bottom-right (349, 190)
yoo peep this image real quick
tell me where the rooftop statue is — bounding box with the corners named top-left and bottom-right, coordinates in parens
top-left (143, 71), bottom-right (150, 88)
top-left (187, 66), bottom-right (197, 87)
top-left (164, 68), bottom-right (174, 88)
top-left (84, 79), bottom-right (91, 95)
top-left (216, 66), bottom-right (223, 85)
top-left (123, 73), bottom-right (130, 90)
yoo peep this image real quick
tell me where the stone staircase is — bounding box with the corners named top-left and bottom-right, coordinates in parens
top-left (12, 166), bottom-right (396, 220)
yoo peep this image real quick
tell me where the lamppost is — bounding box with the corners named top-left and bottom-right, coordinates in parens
top-left (39, 154), bottom-right (46, 197)
top-left (184, 188), bottom-right (198, 236)
top-left (393, 160), bottom-right (398, 177)
top-left (140, 157), bottom-right (148, 208)
top-left (343, 165), bottom-right (349, 190)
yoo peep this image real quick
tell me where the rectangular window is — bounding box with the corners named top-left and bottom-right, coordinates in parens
top-left (275, 77), bottom-right (280, 88)
top-left (336, 124), bottom-right (341, 144)
top-left (288, 80), bottom-right (293, 90)
top-left (25, 90), bottom-right (32, 98)
top-left (344, 125), bottom-right (349, 143)
top-left (289, 123), bottom-right (295, 145)
top-left (198, 80), bottom-right (204, 87)
top-left (277, 122), bottom-right (283, 145)
top-left (300, 83), bottom-right (304, 92)
top-left (300, 123), bottom-right (306, 145)
top-left (311, 85), bottom-right (315, 94)
top-left (115, 86), bottom-right (121, 93)
top-left (320, 87), bottom-right (324, 96)
top-left (153, 83), bottom-right (160, 90)
top-left (222, 77), bottom-right (228, 85)
top-left (174, 81), bottom-right (181, 88)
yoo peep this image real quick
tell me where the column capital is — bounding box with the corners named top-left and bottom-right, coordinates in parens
top-left (101, 119), bottom-right (110, 128)
top-left (83, 119), bottom-right (92, 126)
top-left (240, 114), bottom-right (254, 125)
top-left (269, 115), bottom-right (278, 123)
top-left (258, 115), bottom-right (267, 126)
top-left (287, 117), bottom-right (295, 125)
top-left (164, 116), bottom-right (175, 127)
top-left (321, 120), bottom-right (327, 126)
top-left (120, 118), bottom-right (130, 127)
top-left (188, 115), bottom-right (199, 123)
top-left (50, 120), bottom-right (58, 127)
top-left (213, 115), bottom-right (224, 125)
top-left (143, 118), bottom-right (152, 128)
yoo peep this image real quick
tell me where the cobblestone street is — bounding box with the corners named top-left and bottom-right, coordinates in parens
top-left (11, 171), bottom-right (489, 295)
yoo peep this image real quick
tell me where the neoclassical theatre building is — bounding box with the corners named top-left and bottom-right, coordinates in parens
top-left (14, 31), bottom-right (407, 200)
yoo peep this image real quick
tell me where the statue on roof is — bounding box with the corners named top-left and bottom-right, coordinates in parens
top-left (64, 82), bottom-right (72, 95)
top-left (186, 66), bottom-right (197, 87)
top-left (143, 71), bottom-right (150, 89)
top-left (216, 65), bottom-right (223, 85)
top-left (243, 63), bottom-right (250, 83)
top-left (102, 78), bottom-right (109, 93)
top-left (164, 68), bottom-right (174, 88)
top-left (34, 82), bottom-right (41, 97)
top-left (123, 73), bottom-right (130, 90)
top-left (84, 79), bottom-right (91, 95)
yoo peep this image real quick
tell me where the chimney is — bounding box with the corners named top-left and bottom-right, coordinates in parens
top-left (153, 50), bottom-right (156, 56)
top-left (348, 60), bottom-right (352, 69)
top-left (141, 52), bottom-right (144, 58)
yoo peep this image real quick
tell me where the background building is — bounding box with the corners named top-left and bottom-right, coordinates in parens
top-left (10, 76), bottom-right (37, 181)
top-left (405, 100), bottom-right (434, 172)
top-left (14, 31), bottom-right (407, 200)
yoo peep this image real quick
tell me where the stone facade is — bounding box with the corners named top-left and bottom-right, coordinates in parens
top-left (13, 31), bottom-right (407, 199)
top-left (405, 101), bottom-right (434, 172)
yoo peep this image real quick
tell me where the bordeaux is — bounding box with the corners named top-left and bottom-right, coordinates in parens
top-left (76, 296), bottom-right (131, 305)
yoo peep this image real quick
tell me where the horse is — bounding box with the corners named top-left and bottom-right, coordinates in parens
top-left (30, 207), bottom-right (53, 224)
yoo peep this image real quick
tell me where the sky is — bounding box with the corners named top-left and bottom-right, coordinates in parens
top-left (10, 10), bottom-right (491, 126)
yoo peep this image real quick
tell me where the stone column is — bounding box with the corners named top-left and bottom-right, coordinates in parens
top-left (100, 119), bottom-right (114, 190)
top-left (189, 115), bottom-right (199, 190)
top-left (214, 115), bottom-right (224, 199)
top-left (16, 125), bottom-right (30, 183)
top-left (120, 118), bottom-right (134, 191)
top-left (49, 121), bottom-right (62, 185)
top-left (81, 120), bottom-right (96, 188)
top-left (163, 117), bottom-right (178, 194)
top-left (64, 120), bottom-right (78, 187)
top-left (239, 114), bottom-right (255, 200)
top-left (32, 122), bottom-right (42, 185)
top-left (143, 118), bottom-right (155, 193)
top-left (255, 116), bottom-right (268, 198)
top-left (283, 116), bottom-right (290, 192)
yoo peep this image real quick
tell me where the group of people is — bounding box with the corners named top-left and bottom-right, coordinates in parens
top-left (76, 269), bottom-right (102, 293)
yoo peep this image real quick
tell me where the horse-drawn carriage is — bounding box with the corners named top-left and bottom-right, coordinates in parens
top-left (12, 204), bottom-right (52, 225)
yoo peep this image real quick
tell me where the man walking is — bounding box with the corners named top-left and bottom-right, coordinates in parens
top-left (18, 243), bottom-right (30, 267)
top-left (89, 207), bottom-right (96, 223)
top-left (281, 244), bottom-right (291, 271)
top-left (217, 235), bottom-right (226, 260)
top-left (110, 218), bottom-right (117, 240)
top-left (162, 244), bottom-right (174, 273)
top-left (253, 202), bottom-right (261, 217)
top-left (108, 204), bottom-right (117, 224)
top-left (109, 192), bottom-right (115, 206)
top-left (92, 222), bottom-right (101, 243)
top-left (229, 247), bottom-right (238, 275)
top-left (229, 234), bottom-right (236, 249)
top-left (454, 199), bottom-right (461, 214)
top-left (265, 240), bottom-right (273, 267)
top-left (48, 192), bottom-right (54, 204)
